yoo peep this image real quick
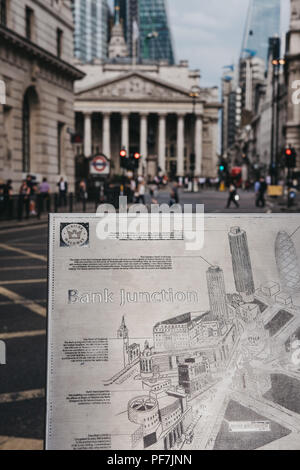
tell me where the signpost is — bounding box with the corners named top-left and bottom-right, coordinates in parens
top-left (90, 154), bottom-right (110, 176)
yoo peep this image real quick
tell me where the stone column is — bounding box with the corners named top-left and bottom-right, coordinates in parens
top-left (121, 113), bottom-right (129, 152)
top-left (84, 112), bottom-right (92, 158)
top-left (140, 113), bottom-right (148, 175)
top-left (195, 114), bottom-right (203, 176)
top-left (102, 112), bottom-right (111, 159)
top-left (158, 113), bottom-right (167, 174)
top-left (177, 114), bottom-right (185, 176)
top-left (211, 118), bottom-right (219, 176)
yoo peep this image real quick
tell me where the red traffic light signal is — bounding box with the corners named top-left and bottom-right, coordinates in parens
top-left (120, 149), bottom-right (127, 158)
top-left (285, 147), bottom-right (297, 169)
top-left (134, 152), bottom-right (141, 160)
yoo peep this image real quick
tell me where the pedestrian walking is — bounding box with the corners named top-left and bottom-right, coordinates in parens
top-left (3, 179), bottom-right (13, 218)
top-left (149, 184), bottom-right (158, 204)
top-left (0, 179), bottom-right (5, 217)
top-left (136, 177), bottom-right (146, 204)
top-left (58, 177), bottom-right (68, 207)
top-left (78, 179), bottom-right (88, 211)
top-left (226, 182), bottom-right (239, 209)
top-left (39, 177), bottom-right (51, 213)
top-left (170, 182), bottom-right (180, 206)
top-left (256, 177), bottom-right (267, 208)
top-left (18, 180), bottom-right (30, 219)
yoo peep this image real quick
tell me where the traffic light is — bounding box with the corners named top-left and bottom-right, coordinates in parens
top-left (218, 161), bottom-right (227, 174)
top-left (70, 133), bottom-right (83, 144)
top-left (120, 150), bottom-right (141, 171)
top-left (120, 148), bottom-right (127, 169)
top-left (285, 147), bottom-right (297, 169)
top-left (133, 152), bottom-right (141, 170)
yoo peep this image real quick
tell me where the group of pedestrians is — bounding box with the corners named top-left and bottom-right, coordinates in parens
top-left (226, 176), bottom-right (268, 209)
top-left (0, 175), bottom-right (70, 220)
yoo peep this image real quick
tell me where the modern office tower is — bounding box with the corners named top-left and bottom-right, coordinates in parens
top-left (71, 0), bottom-right (109, 62)
top-left (275, 231), bottom-right (300, 293)
top-left (221, 67), bottom-right (242, 155)
top-left (241, 0), bottom-right (281, 66)
top-left (139, 0), bottom-right (175, 64)
top-left (228, 227), bottom-right (255, 301)
top-left (118, 0), bottom-right (139, 58)
top-left (238, 55), bottom-right (265, 124)
top-left (117, 0), bottom-right (175, 64)
top-left (206, 266), bottom-right (229, 322)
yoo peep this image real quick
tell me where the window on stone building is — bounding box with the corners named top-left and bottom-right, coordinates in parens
top-left (57, 28), bottom-right (63, 58)
top-left (57, 122), bottom-right (64, 175)
top-left (22, 87), bottom-right (39, 173)
top-left (0, 0), bottom-right (7, 26)
top-left (22, 92), bottom-right (30, 172)
top-left (25, 6), bottom-right (34, 40)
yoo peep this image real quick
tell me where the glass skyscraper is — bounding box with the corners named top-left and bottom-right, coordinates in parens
top-left (117, 0), bottom-right (175, 65)
top-left (241, 0), bottom-right (281, 65)
top-left (139, 0), bottom-right (175, 64)
top-left (71, 0), bottom-right (109, 63)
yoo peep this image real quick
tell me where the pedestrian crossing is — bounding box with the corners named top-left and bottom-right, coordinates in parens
top-left (0, 227), bottom-right (48, 450)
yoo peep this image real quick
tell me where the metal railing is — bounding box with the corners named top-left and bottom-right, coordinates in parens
top-left (0, 193), bottom-right (92, 222)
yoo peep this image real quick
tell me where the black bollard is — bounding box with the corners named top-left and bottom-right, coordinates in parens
top-left (69, 192), bottom-right (73, 213)
top-left (54, 193), bottom-right (58, 213)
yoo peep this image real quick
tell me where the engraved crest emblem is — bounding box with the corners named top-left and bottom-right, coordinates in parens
top-left (60, 223), bottom-right (89, 247)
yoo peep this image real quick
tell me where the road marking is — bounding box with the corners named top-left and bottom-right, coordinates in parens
top-left (9, 242), bottom-right (46, 246)
top-left (0, 299), bottom-right (46, 306)
top-left (0, 286), bottom-right (46, 317)
top-left (0, 388), bottom-right (45, 404)
top-left (0, 330), bottom-right (46, 340)
top-left (0, 279), bottom-right (46, 285)
top-left (0, 223), bottom-right (47, 236)
top-left (0, 266), bottom-right (46, 272)
top-left (0, 436), bottom-right (43, 451)
top-left (0, 265), bottom-right (46, 271)
top-left (0, 242), bottom-right (47, 261)
top-left (7, 233), bottom-right (48, 243)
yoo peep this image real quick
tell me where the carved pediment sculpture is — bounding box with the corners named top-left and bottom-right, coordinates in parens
top-left (79, 74), bottom-right (191, 101)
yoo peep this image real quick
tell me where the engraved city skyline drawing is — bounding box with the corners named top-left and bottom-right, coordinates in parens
top-left (46, 214), bottom-right (300, 451)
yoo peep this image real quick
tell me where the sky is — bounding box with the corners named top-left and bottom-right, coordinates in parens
top-left (108, 0), bottom-right (290, 87)
top-left (168, 0), bottom-right (290, 87)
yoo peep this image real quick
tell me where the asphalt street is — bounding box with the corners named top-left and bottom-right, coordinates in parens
top-left (0, 188), bottom-right (292, 450)
top-left (0, 223), bottom-right (47, 450)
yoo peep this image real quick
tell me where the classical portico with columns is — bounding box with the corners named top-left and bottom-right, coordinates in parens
top-left (74, 64), bottom-right (220, 179)
top-left (73, 11), bottom-right (221, 179)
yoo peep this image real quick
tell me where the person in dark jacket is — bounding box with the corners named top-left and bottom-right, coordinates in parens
top-left (226, 182), bottom-right (239, 209)
top-left (256, 177), bottom-right (268, 208)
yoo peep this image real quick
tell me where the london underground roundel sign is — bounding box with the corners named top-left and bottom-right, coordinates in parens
top-left (90, 155), bottom-right (110, 175)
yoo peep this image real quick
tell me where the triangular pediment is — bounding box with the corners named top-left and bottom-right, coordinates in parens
top-left (76, 72), bottom-right (193, 102)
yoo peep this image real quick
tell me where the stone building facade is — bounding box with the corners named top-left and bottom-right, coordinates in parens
top-left (0, 0), bottom-right (84, 191)
top-left (74, 59), bottom-right (221, 179)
